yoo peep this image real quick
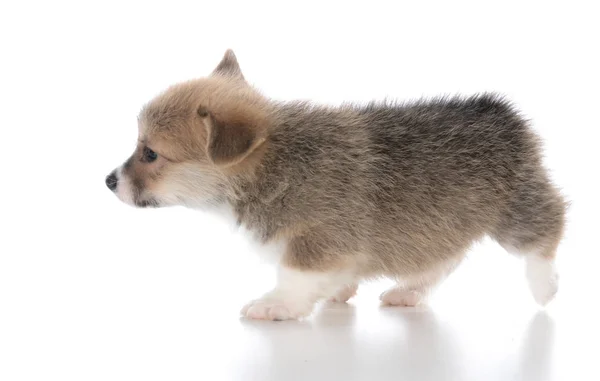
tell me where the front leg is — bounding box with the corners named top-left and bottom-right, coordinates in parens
top-left (241, 237), bottom-right (355, 320)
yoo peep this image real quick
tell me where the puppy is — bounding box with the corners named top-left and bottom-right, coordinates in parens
top-left (106, 50), bottom-right (566, 320)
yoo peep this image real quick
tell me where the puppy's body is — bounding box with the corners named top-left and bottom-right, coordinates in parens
top-left (107, 51), bottom-right (565, 320)
top-left (237, 97), bottom-right (564, 275)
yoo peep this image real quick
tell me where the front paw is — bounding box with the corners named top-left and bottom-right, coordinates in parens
top-left (241, 295), bottom-right (313, 321)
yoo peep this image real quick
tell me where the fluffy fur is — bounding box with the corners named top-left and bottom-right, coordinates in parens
top-left (106, 50), bottom-right (566, 320)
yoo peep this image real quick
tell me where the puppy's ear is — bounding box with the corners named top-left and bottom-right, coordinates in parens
top-left (211, 49), bottom-right (244, 80)
top-left (199, 106), bottom-right (265, 167)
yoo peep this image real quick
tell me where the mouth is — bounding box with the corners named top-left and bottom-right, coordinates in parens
top-left (135, 198), bottom-right (160, 208)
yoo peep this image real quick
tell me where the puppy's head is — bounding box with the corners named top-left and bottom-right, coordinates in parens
top-left (106, 50), bottom-right (270, 208)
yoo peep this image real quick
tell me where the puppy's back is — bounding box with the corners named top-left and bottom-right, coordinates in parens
top-left (241, 94), bottom-right (565, 278)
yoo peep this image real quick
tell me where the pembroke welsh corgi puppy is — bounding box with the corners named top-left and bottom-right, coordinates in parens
top-left (106, 50), bottom-right (565, 320)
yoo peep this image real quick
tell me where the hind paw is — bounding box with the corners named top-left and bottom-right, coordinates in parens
top-left (526, 255), bottom-right (559, 305)
top-left (380, 288), bottom-right (424, 306)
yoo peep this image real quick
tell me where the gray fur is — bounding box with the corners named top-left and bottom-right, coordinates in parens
top-left (231, 94), bottom-right (565, 275)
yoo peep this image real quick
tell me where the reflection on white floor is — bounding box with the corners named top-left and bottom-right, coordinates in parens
top-left (235, 304), bottom-right (553, 381)
top-left (0, 198), bottom-right (596, 381)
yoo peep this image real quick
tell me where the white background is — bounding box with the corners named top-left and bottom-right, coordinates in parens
top-left (1, 1), bottom-right (598, 380)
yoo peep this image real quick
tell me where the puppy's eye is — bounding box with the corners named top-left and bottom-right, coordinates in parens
top-left (143, 147), bottom-right (158, 163)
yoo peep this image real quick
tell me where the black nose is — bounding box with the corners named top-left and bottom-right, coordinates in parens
top-left (105, 171), bottom-right (118, 191)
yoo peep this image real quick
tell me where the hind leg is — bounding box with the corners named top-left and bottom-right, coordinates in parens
top-left (493, 176), bottom-right (566, 305)
top-left (497, 240), bottom-right (560, 305)
top-left (525, 249), bottom-right (559, 305)
top-left (497, 231), bottom-right (561, 305)
top-left (380, 256), bottom-right (463, 306)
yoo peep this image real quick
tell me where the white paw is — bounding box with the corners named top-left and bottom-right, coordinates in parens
top-left (380, 288), bottom-right (423, 306)
top-left (328, 284), bottom-right (358, 303)
top-left (241, 295), bottom-right (313, 321)
top-left (526, 255), bottom-right (559, 305)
